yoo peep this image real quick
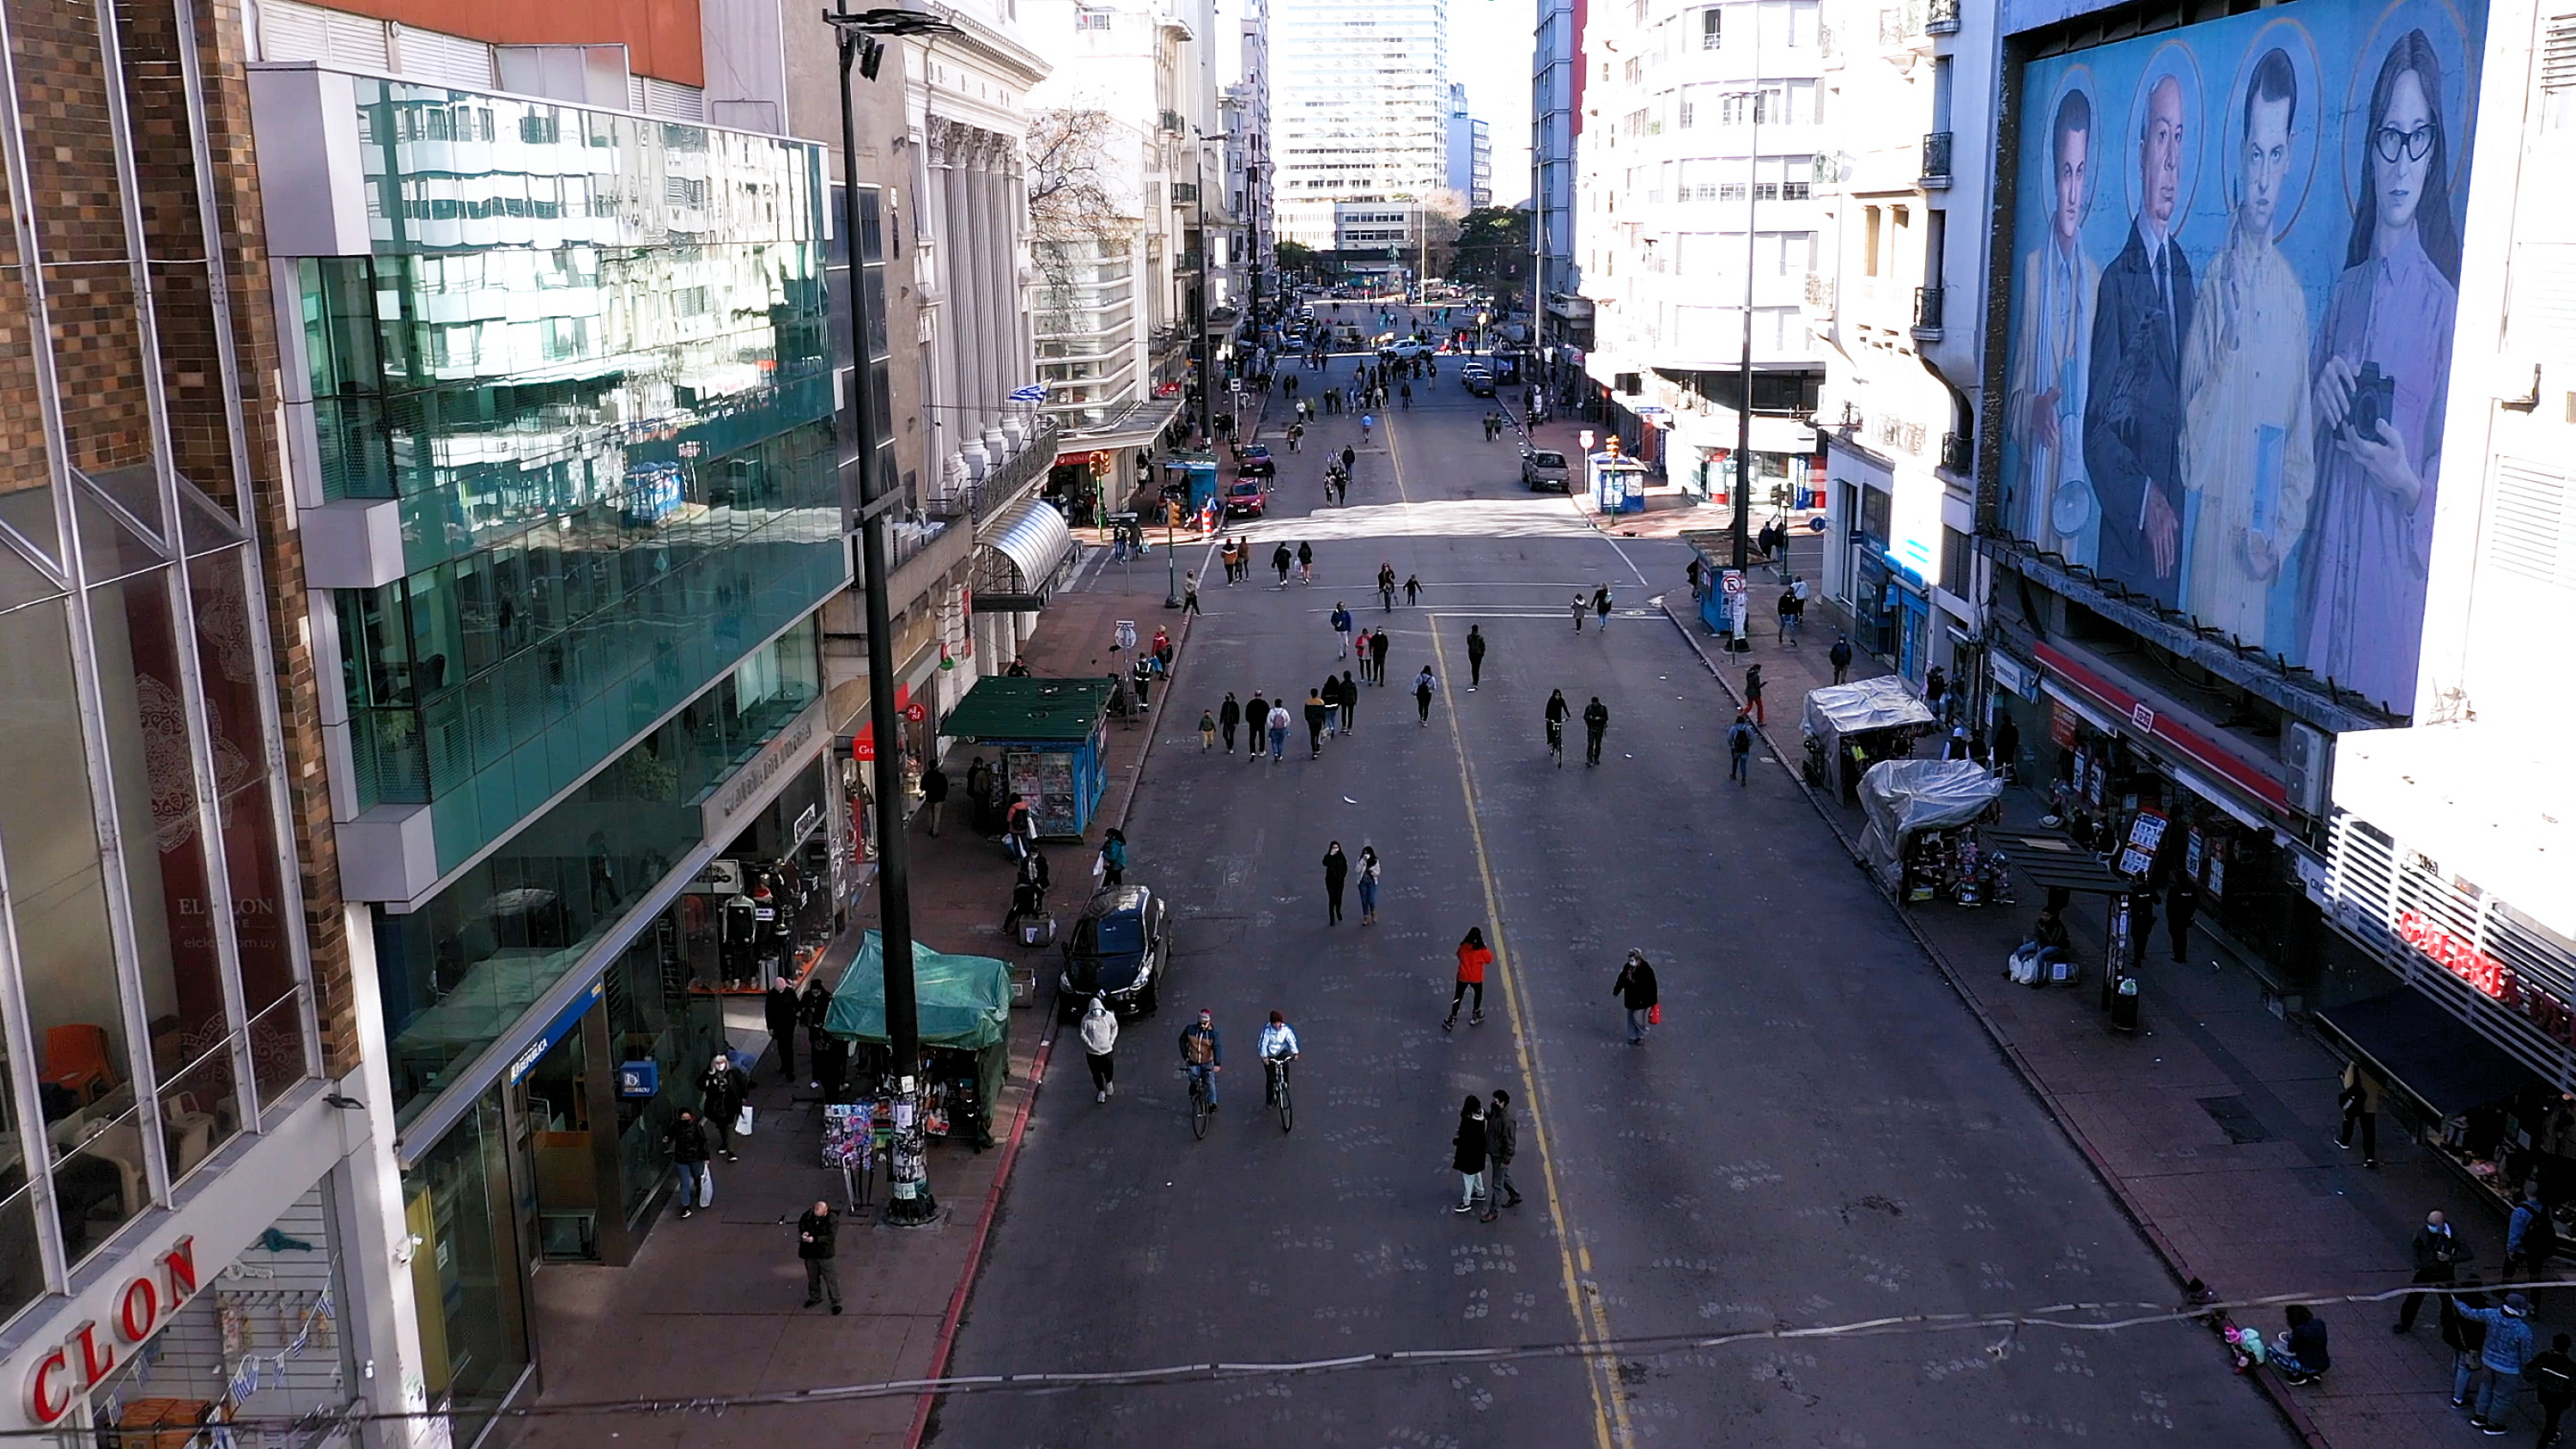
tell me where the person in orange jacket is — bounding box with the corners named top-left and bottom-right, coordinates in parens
top-left (1443, 927), bottom-right (1493, 1031)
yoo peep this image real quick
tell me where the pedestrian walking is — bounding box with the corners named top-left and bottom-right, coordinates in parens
top-left (1371, 630), bottom-right (1391, 684)
top-left (1414, 666), bottom-right (1437, 726)
top-left (965, 754), bottom-right (994, 833)
top-left (2445, 1277), bottom-right (2496, 1409)
top-left (799, 976), bottom-right (832, 1087)
top-left (1777, 587), bottom-right (1797, 644)
top-left (2272, 1305), bottom-right (2330, 1385)
top-left (1342, 444), bottom-right (1356, 473)
top-left (1686, 557), bottom-right (1706, 600)
top-left (1481, 1090), bottom-right (1524, 1219)
top-left (1583, 696), bottom-right (1610, 766)
top-left (2529, 1334), bottom-right (2576, 1446)
top-left (1378, 563), bottom-right (1397, 612)
top-left (2396, 1209), bottom-right (2470, 1332)
top-left (1926, 664), bottom-right (1949, 715)
top-left (1199, 708), bottom-right (1218, 750)
top-left (1593, 584), bottom-right (1613, 630)
top-left (1357, 845), bottom-right (1382, 924)
top-left (1613, 949), bottom-right (1658, 1044)
top-left (1830, 635), bottom-right (1854, 685)
top-left (1080, 994), bottom-right (1119, 1101)
top-left (1744, 662), bottom-right (1766, 725)
top-left (699, 1051), bottom-right (750, 1162)
top-left (1267, 700), bottom-right (1292, 762)
top-left (1994, 712), bottom-right (2022, 782)
top-left (1297, 540), bottom-right (1315, 585)
top-left (2459, 1293), bottom-right (2538, 1434)
top-left (1340, 670), bottom-right (1359, 730)
top-left (797, 1201), bottom-right (843, 1312)
top-left (1304, 686), bottom-right (1330, 757)
top-left (1466, 624), bottom-right (1486, 691)
top-left (1333, 602), bottom-right (1354, 657)
top-left (2511, 1191), bottom-right (2561, 1282)
top-left (2337, 1062), bottom-right (2382, 1167)
top-left (1323, 842), bottom-right (1350, 924)
top-left (1444, 927), bottom-right (1493, 1030)
top-left (1404, 574), bottom-right (1422, 606)
top-left (1182, 572), bottom-right (1201, 615)
top-left (1321, 674), bottom-right (1346, 738)
top-left (764, 978), bottom-right (801, 1081)
top-left (1571, 593), bottom-right (1587, 633)
top-left (1243, 692), bottom-right (1268, 764)
top-left (1273, 541), bottom-right (1294, 587)
top-left (2166, 873), bottom-right (2200, 964)
top-left (1728, 712), bottom-right (1756, 784)
top-left (666, 1111), bottom-right (713, 1217)
top-left (1097, 828), bottom-right (1127, 888)
top-left (1218, 691), bottom-right (1242, 753)
top-left (1451, 1097), bottom-right (1490, 1215)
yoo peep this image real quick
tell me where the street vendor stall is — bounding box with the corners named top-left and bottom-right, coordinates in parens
top-left (1801, 675), bottom-right (1937, 806)
top-left (940, 675), bottom-right (1116, 839)
top-left (1856, 758), bottom-right (2006, 898)
top-left (824, 930), bottom-right (1012, 1150)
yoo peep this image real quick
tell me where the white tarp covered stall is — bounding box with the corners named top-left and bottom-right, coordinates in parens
top-left (1802, 675), bottom-right (1938, 750)
top-left (1857, 758), bottom-right (2006, 886)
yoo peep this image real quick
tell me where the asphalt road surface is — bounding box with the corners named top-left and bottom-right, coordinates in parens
top-left (928, 347), bottom-right (2288, 1447)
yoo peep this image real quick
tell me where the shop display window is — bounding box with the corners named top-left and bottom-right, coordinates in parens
top-left (403, 1089), bottom-right (532, 1436)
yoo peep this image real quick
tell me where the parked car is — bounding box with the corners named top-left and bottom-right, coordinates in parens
top-left (1223, 477), bottom-right (1267, 518)
top-left (1462, 367), bottom-right (1496, 397)
top-left (1058, 885), bottom-right (1170, 1019)
top-left (1236, 444), bottom-right (1275, 478)
top-left (1521, 448), bottom-right (1571, 492)
top-left (1380, 337), bottom-right (1432, 361)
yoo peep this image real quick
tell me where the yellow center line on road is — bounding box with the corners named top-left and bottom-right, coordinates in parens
top-left (1388, 408), bottom-right (1633, 1449)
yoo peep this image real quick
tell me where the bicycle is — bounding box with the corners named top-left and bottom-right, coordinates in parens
top-left (1545, 718), bottom-right (1564, 767)
top-left (1265, 1057), bottom-right (1295, 1134)
top-left (1185, 1062), bottom-right (1213, 1139)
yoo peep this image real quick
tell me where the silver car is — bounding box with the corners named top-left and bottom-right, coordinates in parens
top-left (1521, 448), bottom-right (1571, 492)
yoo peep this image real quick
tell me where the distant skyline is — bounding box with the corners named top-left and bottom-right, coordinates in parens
top-left (1452, 0), bottom-right (1534, 206)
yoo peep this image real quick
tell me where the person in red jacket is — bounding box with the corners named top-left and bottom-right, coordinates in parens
top-left (1443, 928), bottom-right (1493, 1032)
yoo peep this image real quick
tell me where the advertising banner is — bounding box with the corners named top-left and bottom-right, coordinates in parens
top-left (2001, 0), bottom-right (2485, 715)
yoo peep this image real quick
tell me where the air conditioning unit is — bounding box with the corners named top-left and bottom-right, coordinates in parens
top-left (2281, 721), bottom-right (2330, 818)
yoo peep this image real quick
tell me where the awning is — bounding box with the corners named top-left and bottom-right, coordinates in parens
top-left (1984, 830), bottom-right (2135, 895)
top-left (2317, 987), bottom-right (2540, 1117)
top-left (979, 497), bottom-right (1076, 599)
top-left (1059, 398), bottom-right (1184, 454)
top-left (940, 674), bottom-right (1116, 743)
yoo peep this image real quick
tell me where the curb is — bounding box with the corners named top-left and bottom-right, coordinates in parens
top-left (902, 572), bottom-right (1194, 1449)
top-left (1656, 600), bottom-right (2330, 1449)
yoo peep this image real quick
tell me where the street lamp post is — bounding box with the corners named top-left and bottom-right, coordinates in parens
top-left (1722, 73), bottom-right (1762, 652)
top-left (825, 0), bottom-right (957, 1225)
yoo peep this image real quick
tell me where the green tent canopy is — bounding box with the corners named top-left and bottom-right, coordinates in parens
top-left (823, 931), bottom-right (1012, 1051)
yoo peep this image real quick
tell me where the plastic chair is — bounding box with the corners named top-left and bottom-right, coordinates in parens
top-left (43, 1025), bottom-right (113, 1104)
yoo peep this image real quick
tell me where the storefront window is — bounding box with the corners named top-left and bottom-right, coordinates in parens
top-left (377, 619), bottom-right (821, 1123)
top-left (404, 1088), bottom-right (531, 1436)
top-left (605, 929), bottom-right (724, 1226)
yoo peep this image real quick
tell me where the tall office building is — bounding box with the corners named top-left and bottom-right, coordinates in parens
top-left (1447, 82), bottom-right (1492, 207)
top-left (1272, 0), bottom-right (1452, 250)
top-left (1532, 0), bottom-right (1588, 361)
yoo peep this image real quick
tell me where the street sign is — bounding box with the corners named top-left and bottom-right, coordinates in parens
top-left (1722, 570), bottom-right (1748, 594)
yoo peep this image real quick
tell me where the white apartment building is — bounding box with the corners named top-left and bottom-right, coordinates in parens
top-left (1576, 0), bottom-right (1826, 499)
top-left (1224, 0), bottom-right (1277, 311)
top-left (1813, 0), bottom-right (1981, 687)
top-left (1273, 0), bottom-right (1453, 250)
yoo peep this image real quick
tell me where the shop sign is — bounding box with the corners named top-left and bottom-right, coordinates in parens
top-left (2396, 910), bottom-right (2576, 1045)
top-left (1990, 651), bottom-right (2038, 702)
top-left (27, 1239), bottom-right (198, 1423)
top-left (793, 804), bottom-right (823, 849)
top-left (707, 700), bottom-right (822, 837)
top-left (509, 982), bottom-right (602, 1086)
top-left (2115, 808), bottom-right (2169, 878)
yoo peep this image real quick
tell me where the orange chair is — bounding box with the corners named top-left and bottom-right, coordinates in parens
top-left (43, 1025), bottom-right (114, 1105)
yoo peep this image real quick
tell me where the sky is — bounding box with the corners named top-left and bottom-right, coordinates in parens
top-left (1453, 0), bottom-right (1535, 205)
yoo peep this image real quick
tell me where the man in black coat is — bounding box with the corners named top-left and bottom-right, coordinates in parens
top-left (2082, 73), bottom-right (2194, 609)
top-left (1583, 697), bottom-right (1610, 767)
top-left (699, 1051), bottom-right (750, 1162)
top-left (763, 980), bottom-right (801, 1082)
top-left (665, 1111), bottom-right (712, 1218)
top-left (799, 978), bottom-right (833, 1089)
top-left (1613, 951), bottom-right (1658, 1045)
top-left (920, 759), bottom-right (950, 837)
top-left (798, 1200), bottom-right (843, 1312)
top-left (1218, 691), bottom-right (1242, 753)
top-left (2395, 1209), bottom-right (2468, 1332)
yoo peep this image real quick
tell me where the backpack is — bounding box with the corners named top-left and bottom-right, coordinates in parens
top-left (2535, 1358), bottom-right (2576, 1400)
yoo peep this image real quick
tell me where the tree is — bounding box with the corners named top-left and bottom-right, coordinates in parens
top-left (1449, 205), bottom-right (1533, 298)
top-left (1274, 239), bottom-right (1321, 279)
top-left (1416, 188), bottom-right (1470, 281)
top-left (1025, 108), bottom-right (1134, 287)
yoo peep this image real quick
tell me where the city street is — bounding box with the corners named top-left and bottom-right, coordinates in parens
top-left (928, 350), bottom-right (2286, 1446)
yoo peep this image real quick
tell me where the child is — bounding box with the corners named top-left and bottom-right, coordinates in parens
top-left (1199, 709), bottom-right (1218, 750)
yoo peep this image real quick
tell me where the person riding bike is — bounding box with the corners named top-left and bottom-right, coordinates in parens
top-left (1544, 688), bottom-right (1570, 765)
top-left (1179, 1009), bottom-right (1223, 1108)
top-left (1257, 1011), bottom-right (1300, 1104)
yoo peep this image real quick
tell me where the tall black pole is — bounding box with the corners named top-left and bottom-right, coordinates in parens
top-left (835, 3), bottom-right (933, 1222)
top-left (1729, 76), bottom-right (1758, 648)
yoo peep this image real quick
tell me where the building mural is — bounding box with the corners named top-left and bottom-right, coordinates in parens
top-left (2001, 0), bottom-right (2485, 715)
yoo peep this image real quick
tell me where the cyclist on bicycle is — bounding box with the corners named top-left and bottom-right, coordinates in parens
top-left (1179, 1009), bottom-right (1223, 1108)
top-left (1257, 1011), bottom-right (1300, 1104)
top-left (1544, 688), bottom-right (1570, 766)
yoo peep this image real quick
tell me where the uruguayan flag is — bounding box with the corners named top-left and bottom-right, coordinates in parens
top-left (1009, 384), bottom-right (1047, 403)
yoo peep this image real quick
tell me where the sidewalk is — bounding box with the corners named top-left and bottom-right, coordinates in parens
top-left (510, 555), bottom-right (1200, 1449)
top-left (1658, 599), bottom-right (2514, 1449)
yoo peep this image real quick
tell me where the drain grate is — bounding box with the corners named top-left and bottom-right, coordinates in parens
top-left (2197, 1094), bottom-right (2271, 1144)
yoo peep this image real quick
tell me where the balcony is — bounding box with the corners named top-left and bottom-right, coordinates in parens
top-left (1940, 430), bottom-right (1972, 474)
top-left (1171, 182), bottom-right (1199, 206)
top-left (1159, 109), bottom-right (1185, 134)
top-left (1927, 0), bottom-right (1959, 33)
top-left (1919, 131), bottom-right (1953, 189)
top-left (924, 414), bottom-right (1064, 521)
top-left (1149, 322), bottom-right (1194, 356)
top-left (1911, 285), bottom-right (1945, 341)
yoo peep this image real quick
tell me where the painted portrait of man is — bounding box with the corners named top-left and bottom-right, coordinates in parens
top-left (2008, 87), bottom-right (2101, 566)
top-left (2083, 71), bottom-right (2195, 608)
top-left (2178, 47), bottom-right (2314, 646)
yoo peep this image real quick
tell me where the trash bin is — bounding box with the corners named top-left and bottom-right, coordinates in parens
top-left (2110, 972), bottom-right (2141, 1033)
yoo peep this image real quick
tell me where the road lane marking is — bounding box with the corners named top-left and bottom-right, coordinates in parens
top-left (1388, 409), bottom-right (1633, 1449)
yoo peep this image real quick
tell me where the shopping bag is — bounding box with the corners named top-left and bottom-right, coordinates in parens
top-left (734, 1105), bottom-right (755, 1139)
top-left (1093, 853), bottom-right (1107, 882)
top-left (1648, 1004), bottom-right (1662, 1026)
